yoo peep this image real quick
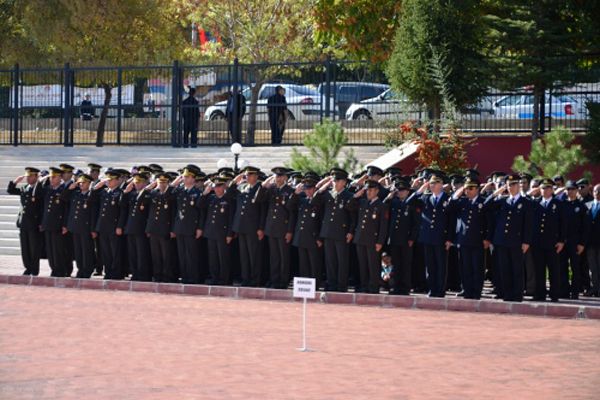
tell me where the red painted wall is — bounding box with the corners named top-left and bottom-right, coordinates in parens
top-left (393, 135), bottom-right (600, 181)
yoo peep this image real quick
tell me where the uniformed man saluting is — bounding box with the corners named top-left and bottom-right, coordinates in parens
top-left (92, 169), bottom-right (127, 280)
top-left (145, 173), bottom-right (176, 282)
top-left (61, 174), bottom-right (97, 278)
top-left (260, 167), bottom-right (295, 289)
top-left (171, 167), bottom-right (203, 284)
top-left (122, 172), bottom-right (153, 281)
top-left (7, 167), bottom-right (44, 276)
top-left (229, 166), bottom-right (266, 287)
top-left (199, 176), bottom-right (235, 285)
top-left (40, 167), bottom-right (70, 277)
top-left (351, 180), bottom-right (389, 294)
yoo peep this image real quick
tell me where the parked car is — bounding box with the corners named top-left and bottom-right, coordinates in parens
top-left (203, 83), bottom-right (336, 121)
top-left (492, 93), bottom-right (586, 119)
top-left (345, 89), bottom-right (423, 121)
top-left (317, 82), bottom-right (390, 119)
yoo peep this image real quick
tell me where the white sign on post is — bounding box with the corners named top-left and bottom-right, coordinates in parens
top-left (293, 277), bottom-right (316, 352)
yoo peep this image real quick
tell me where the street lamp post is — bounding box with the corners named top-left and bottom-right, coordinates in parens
top-left (230, 142), bottom-right (243, 173)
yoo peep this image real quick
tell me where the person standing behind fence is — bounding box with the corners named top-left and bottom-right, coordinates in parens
top-left (182, 87), bottom-right (200, 148)
top-left (80, 93), bottom-right (94, 121)
top-left (226, 89), bottom-right (246, 143)
top-left (267, 86), bottom-right (288, 145)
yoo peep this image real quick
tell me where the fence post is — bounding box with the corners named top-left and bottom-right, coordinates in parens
top-left (171, 60), bottom-right (180, 147)
top-left (11, 64), bottom-right (19, 146)
top-left (232, 57), bottom-right (239, 144)
top-left (117, 67), bottom-right (122, 145)
top-left (63, 63), bottom-right (72, 147)
top-left (539, 87), bottom-right (546, 136)
top-left (325, 55), bottom-right (332, 119)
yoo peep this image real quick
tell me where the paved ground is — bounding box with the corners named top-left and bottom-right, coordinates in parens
top-left (1, 285), bottom-right (599, 400)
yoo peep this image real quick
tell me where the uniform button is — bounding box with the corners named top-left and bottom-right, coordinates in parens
top-left (541, 229), bottom-right (545, 233)
top-left (505, 230), bottom-right (508, 233)
top-left (361, 225), bottom-right (364, 228)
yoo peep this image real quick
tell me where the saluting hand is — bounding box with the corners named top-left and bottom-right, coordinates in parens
top-left (14, 175), bottom-right (25, 184)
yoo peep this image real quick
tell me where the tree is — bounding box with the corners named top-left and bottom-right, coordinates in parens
top-left (483, 0), bottom-right (600, 138)
top-left (181, 0), bottom-right (324, 144)
top-left (386, 0), bottom-right (488, 121)
top-left (583, 102), bottom-right (600, 164)
top-left (512, 126), bottom-right (586, 178)
top-left (313, 0), bottom-right (403, 62)
top-left (288, 119), bottom-right (359, 175)
top-left (1, 0), bottom-right (185, 145)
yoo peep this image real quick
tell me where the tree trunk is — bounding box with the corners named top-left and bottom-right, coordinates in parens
top-left (427, 96), bottom-right (442, 132)
top-left (96, 83), bottom-right (112, 147)
top-left (245, 77), bottom-right (264, 146)
top-left (531, 85), bottom-right (543, 141)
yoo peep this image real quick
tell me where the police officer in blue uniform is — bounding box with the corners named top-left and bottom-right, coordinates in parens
top-left (145, 173), bottom-right (176, 282)
top-left (122, 172), bottom-right (152, 281)
top-left (92, 169), bottom-right (127, 280)
top-left (316, 168), bottom-right (356, 292)
top-left (171, 167), bottom-right (203, 284)
top-left (409, 175), bottom-right (454, 298)
top-left (61, 174), bottom-right (97, 278)
top-left (200, 176), bottom-right (235, 285)
top-left (384, 178), bottom-right (420, 295)
top-left (352, 180), bottom-right (389, 293)
top-left (229, 166), bottom-right (266, 287)
top-left (259, 167), bottom-right (295, 289)
top-left (451, 177), bottom-right (489, 299)
top-left (7, 167), bottom-right (44, 276)
top-left (485, 175), bottom-right (533, 302)
top-left (530, 178), bottom-right (566, 302)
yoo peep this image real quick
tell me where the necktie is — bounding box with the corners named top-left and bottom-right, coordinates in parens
top-left (594, 203), bottom-right (599, 218)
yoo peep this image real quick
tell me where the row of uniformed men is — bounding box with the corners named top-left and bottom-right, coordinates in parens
top-left (8, 163), bottom-right (600, 301)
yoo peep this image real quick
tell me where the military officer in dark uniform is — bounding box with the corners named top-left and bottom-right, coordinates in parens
top-left (315, 168), bottom-right (356, 292)
top-left (229, 166), bottom-right (266, 287)
top-left (61, 174), bottom-right (97, 278)
top-left (146, 173), bottom-right (176, 282)
top-left (351, 180), bottom-right (389, 293)
top-left (484, 175), bottom-right (533, 302)
top-left (59, 163), bottom-right (76, 276)
top-left (122, 172), bottom-right (153, 281)
top-left (559, 180), bottom-right (586, 299)
top-left (384, 178), bottom-right (420, 295)
top-left (288, 175), bottom-right (324, 286)
top-left (170, 167), bottom-right (203, 284)
top-left (408, 175), bottom-right (454, 298)
top-left (530, 179), bottom-right (566, 302)
top-left (87, 163), bottom-right (104, 276)
top-left (92, 170), bottom-right (127, 280)
top-left (585, 184), bottom-right (600, 296)
top-left (39, 167), bottom-right (70, 276)
top-left (259, 167), bottom-right (295, 289)
top-left (451, 177), bottom-right (489, 299)
top-left (199, 177), bottom-right (235, 285)
top-left (7, 167), bottom-right (44, 276)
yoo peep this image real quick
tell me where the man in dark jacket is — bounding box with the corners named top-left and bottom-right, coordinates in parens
top-left (226, 89), bottom-right (246, 143)
top-left (384, 178), bottom-right (420, 295)
top-left (585, 184), bottom-right (600, 296)
top-left (181, 87), bottom-right (200, 148)
top-left (145, 173), bottom-right (176, 282)
top-left (92, 170), bottom-right (127, 280)
top-left (560, 180), bottom-right (587, 299)
top-left (260, 167), bottom-right (295, 289)
top-left (122, 172), bottom-right (152, 281)
top-left (61, 174), bottom-right (97, 278)
top-left (40, 167), bottom-right (70, 277)
top-left (7, 167), bottom-right (44, 276)
top-left (267, 85), bottom-right (287, 145)
top-left (352, 180), bottom-right (389, 293)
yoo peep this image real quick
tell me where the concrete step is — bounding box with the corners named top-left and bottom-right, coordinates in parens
top-left (0, 214), bottom-right (18, 223)
top-left (0, 246), bottom-right (21, 255)
top-left (0, 229), bottom-right (19, 238)
top-left (0, 237), bottom-right (19, 247)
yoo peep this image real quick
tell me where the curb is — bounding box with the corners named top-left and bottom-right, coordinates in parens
top-left (1, 274), bottom-right (598, 320)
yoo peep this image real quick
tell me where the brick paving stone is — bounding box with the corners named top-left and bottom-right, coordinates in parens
top-left (1, 285), bottom-right (599, 400)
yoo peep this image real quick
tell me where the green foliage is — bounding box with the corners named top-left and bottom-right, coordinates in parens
top-left (313, 0), bottom-right (403, 62)
top-left (583, 102), bottom-right (600, 164)
top-left (288, 119), bottom-right (360, 175)
top-left (511, 127), bottom-right (587, 178)
top-left (386, 0), bottom-right (488, 119)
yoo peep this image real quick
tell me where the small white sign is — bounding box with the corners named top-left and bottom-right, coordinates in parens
top-left (293, 277), bottom-right (316, 299)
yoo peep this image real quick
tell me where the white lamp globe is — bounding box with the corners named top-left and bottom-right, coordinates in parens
top-left (238, 159), bottom-right (248, 170)
top-left (230, 142), bottom-right (243, 155)
top-left (217, 158), bottom-right (228, 169)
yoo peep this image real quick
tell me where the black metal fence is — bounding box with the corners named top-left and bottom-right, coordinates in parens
top-left (1, 58), bottom-right (599, 146)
